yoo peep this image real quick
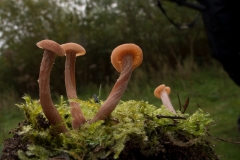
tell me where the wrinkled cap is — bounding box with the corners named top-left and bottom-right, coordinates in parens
top-left (165, 86), bottom-right (171, 95)
top-left (111, 43), bottom-right (143, 72)
top-left (36, 39), bottom-right (65, 56)
top-left (154, 84), bottom-right (169, 99)
top-left (61, 43), bottom-right (86, 56)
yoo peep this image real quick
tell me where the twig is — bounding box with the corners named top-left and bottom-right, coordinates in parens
top-left (177, 92), bottom-right (182, 112)
top-left (208, 133), bottom-right (240, 144)
top-left (156, 115), bottom-right (186, 120)
top-left (182, 98), bottom-right (190, 114)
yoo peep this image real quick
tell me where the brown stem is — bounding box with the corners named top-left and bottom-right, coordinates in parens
top-left (65, 52), bottom-right (86, 129)
top-left (90, 55), bottom-right (133, 123)
top-left (39, 50), bottom-right (68, 134)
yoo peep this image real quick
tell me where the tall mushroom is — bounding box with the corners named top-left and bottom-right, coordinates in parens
top-left (154, 84), bottom-right (176, 114)
top-left (36, 39), bottom-right (68, 134)
top-left (90, 43), bottom-right (143, 123)
top-left (61, 43), bottom-right (86, 129)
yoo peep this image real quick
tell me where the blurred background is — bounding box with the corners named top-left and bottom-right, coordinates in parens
top-left (0, 0), bottom-right (239, 159)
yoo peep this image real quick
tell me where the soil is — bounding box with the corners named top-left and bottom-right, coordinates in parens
top-left (0, 117), bottom-right (220, 160)
top-left (0, 121), bottom-right (30, 160)
top-left (1, 132), bottom-right (219, 160)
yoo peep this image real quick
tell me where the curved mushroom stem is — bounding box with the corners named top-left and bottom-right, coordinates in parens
top-left (65, 52), bottom-right (86, 129)
top-left (90, 55), bottom-right (133, 123)
top-left (39, 50), bottom-right (68, 134)
top-left (160, 89), bottom-right (176, 114)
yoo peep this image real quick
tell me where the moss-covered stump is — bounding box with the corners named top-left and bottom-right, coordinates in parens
top-left (1, 96), bottom-right (219, 160)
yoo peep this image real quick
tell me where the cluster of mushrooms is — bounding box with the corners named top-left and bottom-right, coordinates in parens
top-left (36, 39), bottom-right (176, 134)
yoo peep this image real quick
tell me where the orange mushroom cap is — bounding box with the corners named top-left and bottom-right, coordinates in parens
top-left (154, 84), bottom-right (166, 99)
top-left (154, 85), bottom-right (171, 98)
top-left (36, 39), bottom-right (65, 56)
top-left (111, 43), bottom-right (143, 72)
top-left (165, 86), bottom-right (171, 95)
top-left (61, 43), bottom-right (86, 56)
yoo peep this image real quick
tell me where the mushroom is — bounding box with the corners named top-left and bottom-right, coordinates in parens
top-left (90, 43), bottom-right (143, 123)
top-left (36, 39), bottom-right (68, 134)
top-left (61, 43), bottom-right (86, 129)
top-left (154, 84), bottom-right (176, 114)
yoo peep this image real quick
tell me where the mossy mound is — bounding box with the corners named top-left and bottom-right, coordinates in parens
top-left (1, 95), bottom-right (219, 160)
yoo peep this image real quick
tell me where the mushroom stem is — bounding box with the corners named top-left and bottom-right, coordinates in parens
top-left (66, 52), bottom-right (77, 89)
top-left (154, 84), bottom-right (176, 114)
top-left (90, 55), bottom-right (133, 123)
top-left (39, 48), bottom-right (68, 134)
top-left (65, 51), bottom-right (86, 129)
top-left (160, 89), bottom-right (176, 114)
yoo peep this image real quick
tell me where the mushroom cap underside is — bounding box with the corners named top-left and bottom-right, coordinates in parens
top-left (111, 43), bottom-right (143, 72)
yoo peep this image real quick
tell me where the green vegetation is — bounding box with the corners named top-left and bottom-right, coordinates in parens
top-left (4, 94), bottom-right (216, 159)
top-left (0, 0), bottom-right (208, 96)
top-left (0, 91), bottom-right (24, 146)
top-left (1, 65), bottom-right (240, 159)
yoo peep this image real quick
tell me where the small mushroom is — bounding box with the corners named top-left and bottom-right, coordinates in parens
top-left (36, 39), bottom-right (68, 134)
top-left (154, 84), bottom-right (176, 114)
top-left (90, 43), bottom-right (143, 123)
top-left (61, 43), bottom-right (86, 129)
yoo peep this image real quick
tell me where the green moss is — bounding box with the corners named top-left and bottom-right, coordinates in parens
top-left (15, 95), bottom-right (217, 159)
